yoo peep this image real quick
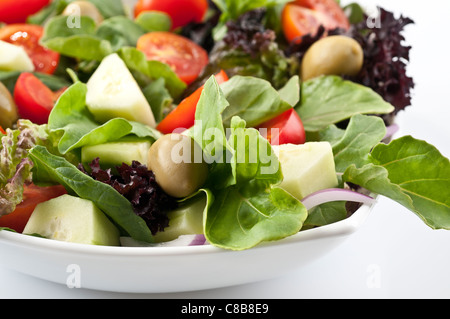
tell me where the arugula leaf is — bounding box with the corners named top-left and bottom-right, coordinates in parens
top-left (28, 146), bottom-right (154, 243)
top-left (297, 75), bottom-right (395, 131)
top-left (343, 136), bottom-right (450, 230)
top-left (48, 82), bottom-right (161, 154)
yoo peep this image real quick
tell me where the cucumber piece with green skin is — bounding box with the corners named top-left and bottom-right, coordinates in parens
top-left (81, 138), bottom-right (152, 167)
top-left (23, 194), bottom-right (121, 246)
top-left (153, 196), bottom-right (206, 243)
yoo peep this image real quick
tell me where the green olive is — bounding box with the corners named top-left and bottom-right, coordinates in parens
top-left (62, 1), bottom-right (104, 25)
top-left (0, 82), bottom-right (18, 129)
top-left (147, 134), bottom-right (209, 198)
top-left (301, 35), bottom-right (364, 81)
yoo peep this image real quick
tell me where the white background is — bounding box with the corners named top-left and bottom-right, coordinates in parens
top-left (1, 0), bottom-right (450, 299)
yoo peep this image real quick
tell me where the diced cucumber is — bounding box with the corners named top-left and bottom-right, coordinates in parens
top-left (23, 194), bottom-right (121, 246)
top-left (0, 40), bottom-right (35, 72)
top-left (273, 142), bottom-right (339, 200)
top-left (86, 53), bottom-right (156, 128)
top-left (153, 196), bottom-right (206, 243)
top-left (81, 138), bottom-right (152, 167)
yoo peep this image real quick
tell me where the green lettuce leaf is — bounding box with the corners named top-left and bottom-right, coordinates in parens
top-left (48, 82), bottom-right (161, 155)
top-left (0, 121), bottom-right (71, 215)
top-left (220, 75), bottom-right (298, 128)
top-left (28, 146), bottom-right (154, 243)
top-left (297, 75), bottom-right (395, 132)
top-left (343, 136), bottom-right (450, 230)
top-left (320, 114), bottom-right (387, 172)
top-left (192, 76), bottom-right (307, 250)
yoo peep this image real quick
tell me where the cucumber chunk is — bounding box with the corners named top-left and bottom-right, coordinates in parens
top-left (153, 196), bottom-right (206, 243)
top-left (273, 142), bottom-right (339, 200)
top-left (86, 53), bottom-right (156, 128)
top-left (81, 139), bottom-right (152, 167)
top-left (23, 194), bottom-right (121, 246)
top-left (0, 40), bottom-right (35, 72)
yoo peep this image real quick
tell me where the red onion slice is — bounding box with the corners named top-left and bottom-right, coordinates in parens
top-left (301, 188), bottom-right (376, 210)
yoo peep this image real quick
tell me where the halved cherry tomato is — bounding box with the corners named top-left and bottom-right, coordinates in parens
top-left (134, 0), bottom-right (208, 30)
top-left (14, 73), bottom-right (62, 125)
top-left (0, 184), bottom-right (67, 233)
top-left (282, 0), bottom-right (350, 43)
top-left (0, 24), bottom-right (60, 74)
top-left (157, 70), bottom-right (229, 134)
top-left (0, 0), bottom-right (50, 24)
top-left (137, 31), bottom-right (209, 85)
top-left (0, 126), bottom-right (5, 135)
top-left (257, 109), bottom-right (306, 145)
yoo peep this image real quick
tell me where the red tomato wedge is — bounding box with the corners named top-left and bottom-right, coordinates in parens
top-left (157, 70), bottom-right (229, 134)
top-left (282, 0), bottom-right (350, 43)
top-left (137, 31), bottom-right (209, 85)
top-left (0, 24), bottom-right (60, 74)
top-left (0, 184), bottom-right (67, 233)
top-left (14, 73), bottom-right (61, 125)
top-left (134, 0), bottom-right (208, 30)
top-left (257, 109), bottom-right (306, 145)
top-left (0, 0), bottom-right (50, 24)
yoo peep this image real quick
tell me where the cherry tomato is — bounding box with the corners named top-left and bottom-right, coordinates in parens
top-left (0, 0), bottom-right (50, 24)
top-left (134, 0), bottom-right (208, 30)
top-left (282, 0), bottom-right (350, 43)
top-left (0, 24), bottom-right (60, 74)
top-left (14, 73), bottom-right (61, 125)
top-left (257, 109), bottom-right (306, 145)
top-left (137, 31), bottom-right (209, 85)
top-left (0, 184), bottom-right (67, 233)
top-left (157, 70), bottom-right (229, 134)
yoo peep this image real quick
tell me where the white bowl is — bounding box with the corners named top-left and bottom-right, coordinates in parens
top-left (0, 200), bottom-right (375, 293)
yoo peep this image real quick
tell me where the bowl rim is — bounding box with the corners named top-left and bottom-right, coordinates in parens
top-left (0, 198), bottom-right (376, 257)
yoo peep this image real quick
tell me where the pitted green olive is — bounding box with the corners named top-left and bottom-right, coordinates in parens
top-left (62, 1), bottom-right (104, 25)
top-left (147, 134), bottom-right (208, 198)
top-left (301, 35), bottom-right (364, 81)
top-left (0, 82), bottom-right (18, 129)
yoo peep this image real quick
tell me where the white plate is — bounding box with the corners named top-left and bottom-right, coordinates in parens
top-left (0, 201), bottom-right (375, 293)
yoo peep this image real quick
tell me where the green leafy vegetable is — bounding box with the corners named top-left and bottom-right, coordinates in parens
top-left (220, 75), bottom-right (298, 128)
top-left (320, 114), bottom-right (387, 172)
top-left (117, 47), bottom-right (187, 100)
top-left (297, 75), bottom-right (395, 131)
top-left (0, 121), bottom-right (71, 215)
top-left (28, 146), bottom-right (154, 243)
top-left (48, 82), bottom-right (161, 155)
top-left (192, 76), bottom-right (307, 250)
top-left (343, 136), bottom-right (450, 230)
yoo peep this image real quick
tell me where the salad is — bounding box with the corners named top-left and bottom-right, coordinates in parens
top-left (0, 0), bottom-right (448, 251)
